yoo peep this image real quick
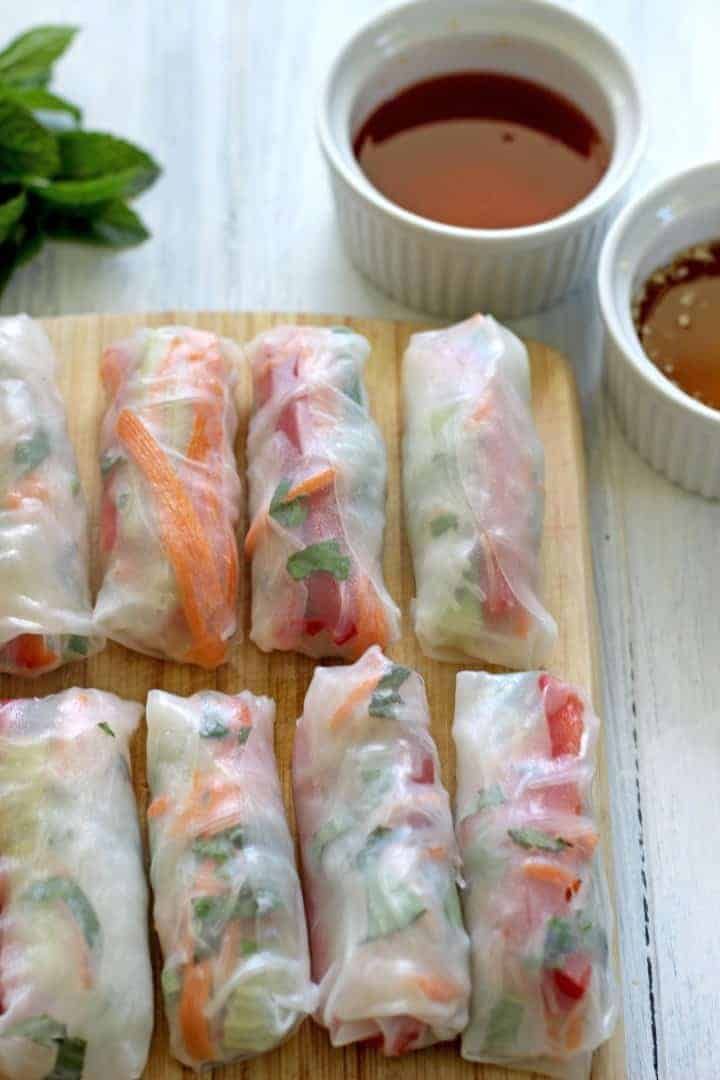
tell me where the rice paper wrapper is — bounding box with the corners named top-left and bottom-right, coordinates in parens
top-left (454, 671), bottom-right (618, 1079)
top-left (0, 689), bottom-right (152, 1080)
top-left (146, 689), bottom-right (314, 1069)
top-left (293, 645), bottom-right (470, 1055)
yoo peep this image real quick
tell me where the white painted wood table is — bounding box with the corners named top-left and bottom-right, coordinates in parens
top-left (0, 1), bottom-right (718, 1076)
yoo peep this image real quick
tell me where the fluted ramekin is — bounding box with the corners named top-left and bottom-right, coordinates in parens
top-left (599, 162), bottom-right (720, 498)
top-left (319, 0), bottom-right (645, 319)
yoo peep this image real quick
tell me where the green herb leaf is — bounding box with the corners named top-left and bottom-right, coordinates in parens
top-left (29, 130), bottom-right (160, 206)
top-left (233, 883), bottom-right (280, 920)
top-left (368, 664), bottom-right (411, 719)
top-left (376, 664), bottom-right (411, 692)
top-left (43, 200), bottom-right (149, 247)
top-left (443, 883), bottom-right (464, 929)
top-left (0, 219), bottom-right (44, 294)
top-left (191, 893), bottom-right (232, 956)
top-left (483, 997), bottom-right (524, 1052)
top-left (0, 86), bottom-right (80, 125)
top-left (475, 783), bottom-right (506, 813)
top-left (0, 26), bottom-right (78, 87)
top-left (48, 1035), bottom-right (86, 1080)
top-left (508, 827), bottom-right (572, 852)
top-left (100, 449), bottom-right (123, 474)
top-left (200, 710), bottom-right (229, 739)
top-left (0, 191), bottom-right (26, 244)
top-left (24, 877), bottom-right (100, 952)
top-left (430, 512), bottom-right (458, 537)
top-left (356, 825), bottom-right (394, 869)
top-left (364, 875), bottom-right (426, 941)
top-left (310, 815), bottom-right (352, 862)
top-left (65, 634), bottom-right (88, 656)
top-left (543, 915), bottom-right (577, 965)
top-left (97, 721), bottom-right (114, 737)
top-left (269, 478), bottom-right (308, 528)
top-left (237, 726), bottom-right (251, 746)
top-left (161, 964), bottom-right (183, 1000)
top-left (286, 539), bottom-right (350, 581)
top-left (4, 1013), bottom-right (66, 1047)
top-left (0, 98), bottom-right (59, 176)
top-left (368, 688), bottom-right (403, 718)
top-left (192, 827), bottom-right (244, 864)
top-left (14, 427), bottom-right (50, 473)
top-left (241, 939), bottom-right (259, 957)
top-left (343, 372), bottom-right (363, 406)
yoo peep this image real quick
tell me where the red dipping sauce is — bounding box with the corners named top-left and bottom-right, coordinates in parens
top-left (353, 71), bottom-right (610, 230)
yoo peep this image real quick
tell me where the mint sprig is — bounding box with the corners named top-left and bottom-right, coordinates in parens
top-left (0, 25), bottom-right (160, 296)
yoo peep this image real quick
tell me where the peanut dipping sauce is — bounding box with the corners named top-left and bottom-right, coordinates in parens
top-left (353, 71), bottom-right (610, 230)
top-left (632, 241), bottom-right (720, 411)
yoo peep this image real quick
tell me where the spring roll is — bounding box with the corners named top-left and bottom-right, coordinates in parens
top-left (402, 314), bottom-right (557, 668)
top-left (454, 671), bottom-right (617, 1079)
top-left (293, 646), bottom-right (470, 1054)
top-left (95, 326), bottom-right (242, 667)
top-left (147, 690), bottom-right (314, 1069)
top-left (0, 315), bottom-right (102, 675)
top-left (245, 325), bottom-right (400, 659)
top-left (0, 689), bottom-right (153, 1080)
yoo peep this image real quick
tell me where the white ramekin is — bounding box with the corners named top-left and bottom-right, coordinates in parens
top-left (319, 0), bottom-right (645, 319)
top-left (598, 162), bottom-right (720, 498)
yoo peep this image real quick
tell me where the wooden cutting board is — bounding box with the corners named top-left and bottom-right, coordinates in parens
top-left (0, 312), bottom-right (625, 1080)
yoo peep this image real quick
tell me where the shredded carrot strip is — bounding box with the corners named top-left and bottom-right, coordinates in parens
top-left (565, 1009), bottom-right (585, 1052)
top-left (244, 507), bottom-right (268, 557)
top-left (522, 859), bottom-right (578, 889)
top-left (147, 794), bottom-right (172, 819)
top-left (187, 410), bottom-right (211, 462)
top-left (328, 656), bottom-right (387, 730)
top-left (179, 959), bottom-right (215, 1063)
top-left (349, 574), bottom-right (390, 659)
top-left (415, 973), bottom-right (464, 1004)
top-left (117, 408), bottom-right (227, 668)
top-left (285, 466), bottom-right (336, 501)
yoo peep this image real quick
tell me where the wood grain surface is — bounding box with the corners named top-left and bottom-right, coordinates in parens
top-left (0, 311), bottom-right (625, 1079)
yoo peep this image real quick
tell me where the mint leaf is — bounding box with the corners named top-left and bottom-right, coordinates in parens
top-left (200, 713), bottom-right (229, 738)
top-left (0, 26), bottom-right (78, 87)
top-left (543, 915), bottom-right (577, 965)
top-left (0, 98), bottom-right (59, 176)
top-left (237, 726), bottom-right (251, 746)
top-left (286, 539), bottom-right (350, 581)
top-left (43, 200), bottom-right (149, 247)
top-left (376, 664), bottom-right (411, 692)
top-left (193, 827), bottom-right (244, 864)
top-left (475, 783), bottom-right (506, 813)
top-left (66, 634), bottom-right (88, 656)
top-left (14, 427), bottom-right (50, 473)
top-left (48, 1035), bottom-right (86, 1080)
top-left (97, 721), bottom-right (114, 737)
top-left (443, 883), bottom-right (464, 929)
top-left (4, 1014), bottom-right (66, 1047)
top-left (161, 964), bottom-right (183, 1000)
top-left (430, 512), bottom-right (458, 537)
top-left (269, 478), bottom-right (307, 528)
top-left (356, 825), bottom-right (394, 868)
top-left (100, 450), bottom-right (124, 474)
top-left (365, 875), bottom-right (425, 941)
top-left (368, 688), bottom-right (403, 718)
top-left (0, 191), bottom-right (26, 244)
top-left (310, 815), bottom-right (352, 862)
top-left (0, 86), bottom-right (80, 125)
top-left (368, 664), bottom-right (410, 718)
top-left (24, 877), bottom-right (100, 952)
top-left (484, 997), bottom-right (523, 1052)
top-left (30, 130), bottom-right (160, 205)
top-left (508, 827), bottom-right (572, 852)
top-left (0, 219), bottom-right (44, 294)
